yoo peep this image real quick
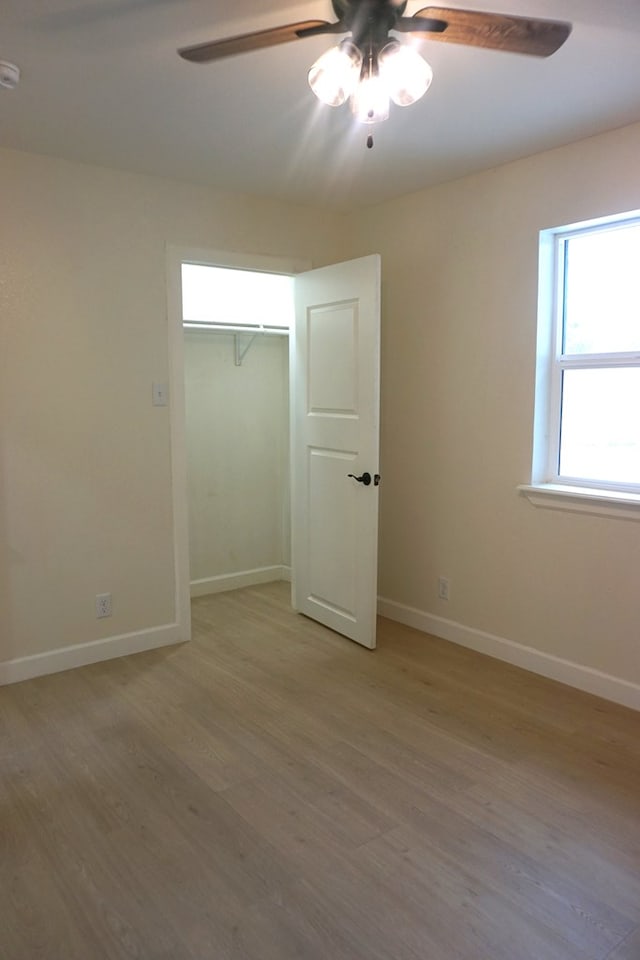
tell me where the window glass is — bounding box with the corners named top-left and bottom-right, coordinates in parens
top-left (559, 367), bottom-right (640, 485)
top-left (563, 223), bottom-right (640, 355)
top-left (182, 263), bottom-right (294, 328)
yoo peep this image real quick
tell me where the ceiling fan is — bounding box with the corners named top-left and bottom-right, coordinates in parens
top-left (178, 2), bottom-right (571, 146)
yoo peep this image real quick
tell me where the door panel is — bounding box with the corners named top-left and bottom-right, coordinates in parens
top-left (308, 447), bottom-right (357, 617)
top-left (308, 302), bottom-right (358, 413)
top-left (292, 255), bottom-right (380, 649)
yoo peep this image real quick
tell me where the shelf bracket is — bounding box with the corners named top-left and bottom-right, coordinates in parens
top-left (234, 332), bottom-right (258, 367)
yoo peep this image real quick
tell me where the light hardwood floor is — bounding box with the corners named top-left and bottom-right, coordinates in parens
top-left (2, 581), bottom-right (639, 959)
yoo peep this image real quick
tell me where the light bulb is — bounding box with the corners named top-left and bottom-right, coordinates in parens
top-left (351, 72), bottom-right (390, 124)
top-left (308, 42), bottom-right (362, 107)
top-left (378, 41), bottom-right (433, 106)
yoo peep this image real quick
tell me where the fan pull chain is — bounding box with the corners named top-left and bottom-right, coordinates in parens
top-left (365, 40), bottom-right (375, 149)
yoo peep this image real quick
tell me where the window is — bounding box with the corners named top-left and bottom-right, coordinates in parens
top-left (530, 211), bottom-right (640, 506)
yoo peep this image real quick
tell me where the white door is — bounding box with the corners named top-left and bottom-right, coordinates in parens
top-left (292, 255), bottom-right (381, 649)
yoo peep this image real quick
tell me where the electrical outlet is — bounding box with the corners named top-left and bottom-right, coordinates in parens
top-left (96, 593), bottom-right (112, 619)
top-left (437, 576), bottom-right (450, 601)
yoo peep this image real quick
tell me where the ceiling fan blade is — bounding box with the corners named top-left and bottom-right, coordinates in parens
top-left (401, 6), bottom-right (571, 57)
top-left (178, 20), bottom-right (338, 64)
top-left (394, 16), bottom-right (447, 34)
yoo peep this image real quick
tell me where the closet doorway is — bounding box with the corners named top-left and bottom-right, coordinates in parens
top-left (167, 247), bottom-right (309, 639)
top-left (183, 262), bottom-right (293, 598)
top-left (167, 247), bottom-right (381, 649)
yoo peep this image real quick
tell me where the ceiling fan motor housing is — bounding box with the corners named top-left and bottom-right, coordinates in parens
top-left (331, 0), bottom-right (409, 47)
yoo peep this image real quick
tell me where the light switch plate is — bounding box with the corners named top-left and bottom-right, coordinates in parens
top-left (152, 382), bottom-right (169, 406)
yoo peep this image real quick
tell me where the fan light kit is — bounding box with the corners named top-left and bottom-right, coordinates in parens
top-left (308, 38), bottom-right (433, 140)
top-left (179, 1), bottom-right (571, 149)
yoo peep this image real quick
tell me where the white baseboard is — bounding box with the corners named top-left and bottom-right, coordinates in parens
top-left (0, 623), bottom-right (185, 687)
top-left (190, 565), bottom-right (291, 598)
top-left (1, 569), bottom-right (292, 687)
top-left (377, 597), bottom-right (640, 712)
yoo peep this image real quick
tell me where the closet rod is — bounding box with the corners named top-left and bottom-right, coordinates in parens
top-left (182, 322), bottom-right (288, 335)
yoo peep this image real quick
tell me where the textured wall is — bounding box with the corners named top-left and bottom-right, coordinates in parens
top-left (0, 148), bottom-right (340, 665)
top-left (185, 331), bottom-right (290, 583)
top-left (349, 121), bottom-right (640, 687)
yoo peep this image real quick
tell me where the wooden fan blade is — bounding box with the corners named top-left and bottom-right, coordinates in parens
top-left (394, 16), bottom-right (447, 34)
top-left (403, 6), bottom-right (572, 57)
top-left (178, 20), bottom-right (336, 64)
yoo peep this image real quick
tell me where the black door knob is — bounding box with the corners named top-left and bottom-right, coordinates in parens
top-left (347, 472), bottom-right (372, 486)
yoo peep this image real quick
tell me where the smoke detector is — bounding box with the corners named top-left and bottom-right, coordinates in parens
top-left (0, 61), bottom-right (20, 90)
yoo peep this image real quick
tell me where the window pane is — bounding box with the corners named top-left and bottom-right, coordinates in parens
top-left (182, 264), bottom-right (294, 328)
top-left (559, 367), bottom-right (640, 485)
top-left (564, 223), bottom-right (640, 354)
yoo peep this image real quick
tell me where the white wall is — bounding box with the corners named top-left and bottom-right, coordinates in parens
top-left (348, 121), bottom-right (640, 704)
top-left (0, 147), bottom-right (341, 679)
top-left (184, 331), bottom-right (290, 591)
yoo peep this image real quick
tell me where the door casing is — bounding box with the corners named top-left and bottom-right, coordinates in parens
top-left (166, 247), bottom-right (380, 647)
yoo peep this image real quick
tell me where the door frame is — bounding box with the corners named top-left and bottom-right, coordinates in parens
top-left (165, 245), bottom-right (311, 642)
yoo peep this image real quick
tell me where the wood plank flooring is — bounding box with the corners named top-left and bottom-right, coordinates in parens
top-left (2, 581), bottom-right (639, 959)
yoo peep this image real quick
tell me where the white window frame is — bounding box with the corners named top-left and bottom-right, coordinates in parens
top-left (520, 209), bottom-right (640, 520)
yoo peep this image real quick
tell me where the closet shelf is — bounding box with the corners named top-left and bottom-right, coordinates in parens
top-left (183, 322), bottom-right (289, 366)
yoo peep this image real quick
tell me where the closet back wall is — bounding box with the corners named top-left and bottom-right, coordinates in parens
top-left (185, 331), bottom-right (290, 596)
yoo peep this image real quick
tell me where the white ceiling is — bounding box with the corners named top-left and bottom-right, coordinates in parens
top-left (2, 0), bottom-right (640, 210)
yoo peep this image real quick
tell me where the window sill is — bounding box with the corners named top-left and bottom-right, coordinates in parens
top-left (518, 483), bottom-right (640, 521)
